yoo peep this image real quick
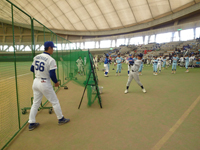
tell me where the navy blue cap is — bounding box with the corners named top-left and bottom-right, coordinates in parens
top-left (129, 54), bottom-right (132, 56)
top-left (105, 53), bottom-right (109, 57)
top-left (137, 53), bottom-right (143, 58)
top-left (44, 41), bottom-right (57, 48)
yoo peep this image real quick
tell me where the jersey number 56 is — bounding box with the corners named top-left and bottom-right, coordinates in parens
top-left (35, 61), bottom-right (45, 72)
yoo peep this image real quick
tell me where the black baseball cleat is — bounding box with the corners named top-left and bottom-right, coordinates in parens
top-left (29, 123), bottom-right (40, 131)
top-left (58, 117), bottom-right (70, 125)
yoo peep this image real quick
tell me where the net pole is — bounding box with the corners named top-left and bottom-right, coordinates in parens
top-left (11, 4), bottom-right (21, 129)
top-left (31, 18), bottom-right (35, 79)
top-left (89, 50), bottom-right (102, 108)
top-left (69, 43), bottom-right (71, 77)
top-left (56, 35), bottom-right (59, 80)
top-left (78, 71), bottom-right (92, 109)
top-left (62, 39), bottom-right (64, 82)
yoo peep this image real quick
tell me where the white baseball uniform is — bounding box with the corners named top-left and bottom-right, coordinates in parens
top-left (126, 59), bottom-right (143, 87)
top-left (180, 57), bottom-right (184, 66)
top-left (84, 57), bottom-right (86, 65)
top-left (76, 58), bottom-right (83, 72)
top-left (29, 52), bottom-right (63, 123)
top-left (147, 59), bottom-right (150, 65)
top-left (93, 58), bottom-right (98, 68)
top-left (157, 57), bottom-right (162, 71)
top-left (190, 56), bottom-right (195, 67)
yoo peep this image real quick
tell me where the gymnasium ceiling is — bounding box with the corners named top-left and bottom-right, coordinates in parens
top-left (1, 0), bottom-right (200, 34)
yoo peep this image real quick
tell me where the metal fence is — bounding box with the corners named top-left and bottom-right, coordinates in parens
top-left (0, 1), bottom-right (85, 149)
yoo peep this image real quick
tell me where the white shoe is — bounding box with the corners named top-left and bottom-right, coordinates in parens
top-left (154, 73), bottom-right (157, 76)
top-left (104, 74), bottom-right (108, 77)
top-left (116, 74), bottom-right (118, 76)
top-left (142, 89), bottom-right (146, 93)
top-left (124, 90), bottom-right (128, 94)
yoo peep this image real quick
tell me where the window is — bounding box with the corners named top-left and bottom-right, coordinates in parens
top-left (69, 43), bottom-right (76, 49)
top-left (117, 38), bottom-right (125, 47)
top-left (76, 43), bottom-right (80, 49)
top-left (66, 44), bottom-right (70, 50)
top-left (156, 32), bottom-right (172, 43)
top-left (100, 40), bottom-right (111, 48)
top-left (85, 41), bottom-right (95, 49)
top-left (173, 31), bottom-right (179, 42)
top-left (195, 27), bottom-right (200, 38)
top-left (35, 45), bottom-right (40, 50)
top-left (149, 35), bottom-right (155, 43)
top-left (125, 38), bottom-right (129, 45)
top-left (40, 45), bottom-right (44, 51)
top-left (15, 45), bottom-right (20, 50)
top-left (4, 45), bottom-right (8, 51)
top-left (129, 36), bottom-right (143, 45)
top-left (144, 36), bottom-right (149, 44)
top-left (24, 45), bottom-right (31, 51)
top-left (8, 46), bottom-right (14, 52)
top-left (56, 44), bottom-right (62, 50)
top-left (180, 29), bottom-right (194, 41)
top-left (111, 40), bottom-right (115, 47)
top-left (80, 43), bottom-right (84, 49)
top-left (95, 41), bottom-right (99, 48)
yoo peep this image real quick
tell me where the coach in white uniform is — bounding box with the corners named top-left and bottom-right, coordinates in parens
top-left (28, 41), bottom-right (70, 131)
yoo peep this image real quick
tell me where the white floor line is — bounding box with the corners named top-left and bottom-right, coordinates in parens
top-left (151, 95), bottom-right (200, 150)
top-left (0, 73), bottom-right (32, 82)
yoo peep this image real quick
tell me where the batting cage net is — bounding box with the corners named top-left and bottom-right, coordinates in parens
top-left (0, 1), bottom-right (101, 149)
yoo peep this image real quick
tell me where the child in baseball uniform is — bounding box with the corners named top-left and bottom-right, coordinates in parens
top-left (108, 55), bottom-right (112, 70)
top-left (115, 53), bottom-right (124, 76)
top-left (191, 54), bottom-right (196, 68)
top-left (93, 57), bottom-right (99, 71)
top-left (146, 58), bottom-right (151, 66)
top-left (138, 58), bottom-right (144, 75)
top-left (179, 56), bottom-right (184, 68)
top-left (104, 54), bottom-right (110, 77)
top-left (153, 56), bottom-right (158, 75)
top-left (150, 58), bottom-right (154, 67)
top-left (157, 55), bottom-right (163, 73)
top-left (188, 55), bottom-right (192, 67)
top-left (184, 54), bottom-right (189, 73)
top-left (127, 54), bottom-right (134, 76)
top-left (172, 54), bottom-right (179, 74)
top-left (76, 56), bottom-right (84, 74)
top-left (84, 56), bottom-right (87, 65)
top-left (162, 57), bottom-right (167, 69)
top-left (124, 53), bottom-right (146, 94)
top-left (29, 41), bottom-right (70, 131)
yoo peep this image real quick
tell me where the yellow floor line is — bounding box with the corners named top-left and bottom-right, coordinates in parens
top-left (151, 95), bottom-right (200, 150)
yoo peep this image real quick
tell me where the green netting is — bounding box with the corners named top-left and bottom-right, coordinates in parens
top-left (0, 1), bottom-right (101, 150)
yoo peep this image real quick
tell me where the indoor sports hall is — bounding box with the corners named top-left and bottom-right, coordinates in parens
top-left (0, 0), bottom-right (200, 150)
